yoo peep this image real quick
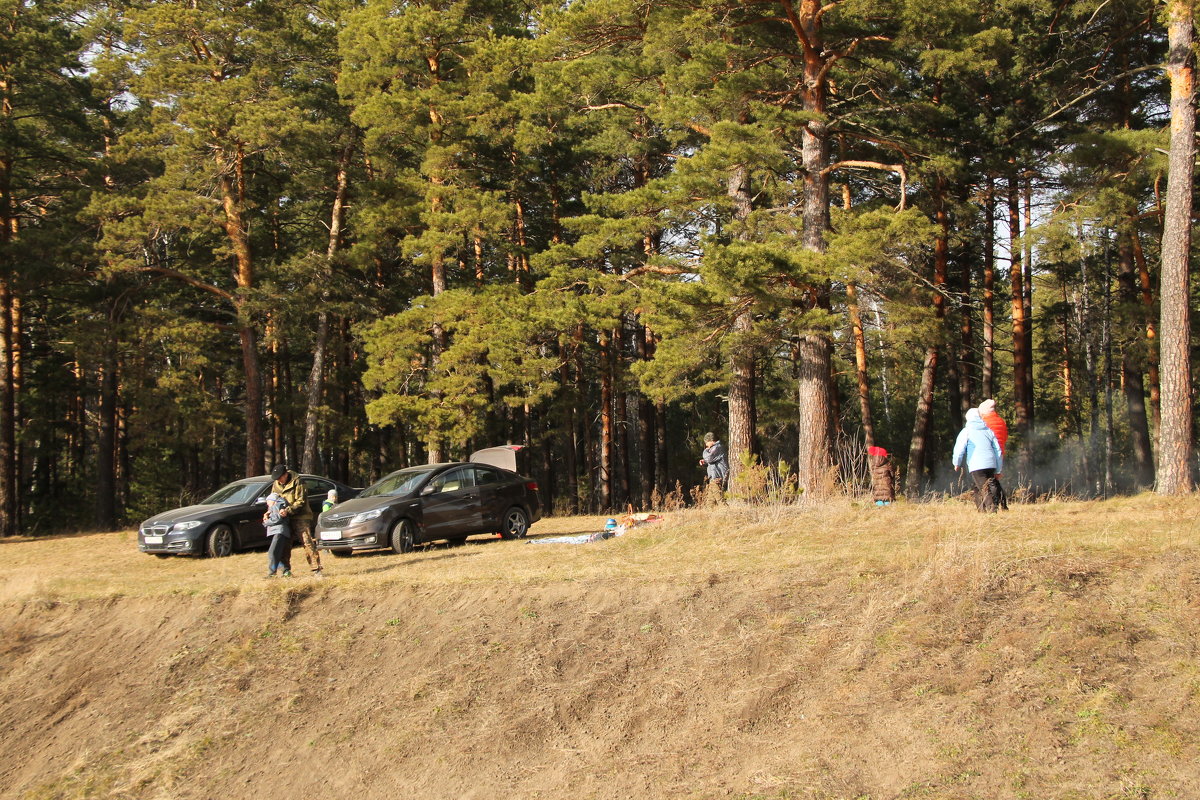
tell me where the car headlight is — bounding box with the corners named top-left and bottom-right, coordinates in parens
top-left (172, 520), bottom-right (203, 531)
top-left (349, 509), bottom-right (384, 525)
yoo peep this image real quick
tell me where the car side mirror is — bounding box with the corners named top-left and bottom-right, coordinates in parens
top-left (420, 484), bottom-right (436, 496)
top-left (254, 496), bottom-right (267, 505)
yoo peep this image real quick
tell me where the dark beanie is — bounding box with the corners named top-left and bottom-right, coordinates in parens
top-left (270, 463), bottom-right (288, 481)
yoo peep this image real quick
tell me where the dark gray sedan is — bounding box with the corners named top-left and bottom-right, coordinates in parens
top-left (315, 460), bottom-right (542, 555)
top-left (137, 474), bottom-right (359, 558)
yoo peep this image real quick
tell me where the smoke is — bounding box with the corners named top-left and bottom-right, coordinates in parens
top-left (924, 421), bottom-right (1149, 500)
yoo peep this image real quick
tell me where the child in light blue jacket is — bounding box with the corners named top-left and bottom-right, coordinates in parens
top-left (952, 408), bottom-right (1004, 512)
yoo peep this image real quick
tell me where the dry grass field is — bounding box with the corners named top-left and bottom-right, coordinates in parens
top-left (2, 494), bottom-right (1200, 799)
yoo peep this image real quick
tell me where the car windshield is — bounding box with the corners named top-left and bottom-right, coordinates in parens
top-left (202, 480), bottom-right (269, 505)
top-left (359, 467), bottom-right (439, 498)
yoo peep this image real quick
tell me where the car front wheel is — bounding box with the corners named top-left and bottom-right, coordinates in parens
top-left (205, 524), bottom-right (235, 557)
top-left (390, 519), bottom-right (416, 554)
top-left (499, 507), bottom-right (529, 540)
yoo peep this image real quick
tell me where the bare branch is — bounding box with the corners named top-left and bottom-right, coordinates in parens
top-left (816, 1), bottom-right (843, 22)
top-left (620, 264), bottom-right (690, 280)
top-left (136, 266), bottom-right (236, 304)
top-left (581, 101), bottom-right (646, 112)
top-left (777, 0), bottom-right (813, 53)
top-left (822, 160), bottom-right (908, 210)
top-left (1009, 64), bottom-right (1161, 142)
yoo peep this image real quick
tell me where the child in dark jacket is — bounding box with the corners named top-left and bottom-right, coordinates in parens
top-left (868, 446), bottom-right (895, 506)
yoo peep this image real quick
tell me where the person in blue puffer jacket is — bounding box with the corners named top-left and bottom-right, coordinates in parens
top-left (952, 408), bottom-right (1005, 512)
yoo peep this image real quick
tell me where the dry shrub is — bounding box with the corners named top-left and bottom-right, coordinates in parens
top-left (653, 481), bottom-right (689, 512)
top-left (835, 432), bottom-right (869, 495)
top-left (727, 454), bottom-right (800, 505)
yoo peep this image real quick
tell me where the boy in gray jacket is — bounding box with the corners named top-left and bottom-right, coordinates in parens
top-left (699, 432), bottom-right (730, 490)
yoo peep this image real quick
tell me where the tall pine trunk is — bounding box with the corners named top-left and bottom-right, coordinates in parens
top-left (96, 313), bottom-right (119, 530)
top-left (425, 61), bottom-right (448, 465)
top-left (726, 164), bottom-right (756, 487)
top-left (1007, 174), bottom-right (1031, 476)
top-left (0, 265), bottom-right (13, 537)
top-left (0, 126), bottom-right (17, 534)
top-left (1060, 280), bottom-right (1077, 431)
top-left (847, 281), bottom-right (875, 448)
top-left (786, 0), bottom-right (836, 495)
top-left (1157, 0), bottom-right (1194, 494)
top-left (637, 323), bottom-right (655, 509)
top-left (1022, 176), bottom-right (1036, 422)
top-left (842, 186), bottom-right (876, 449)
top-left (1117, 232), bottom-right (1155, 488)
top-left (302, 139), bottom-right (354, 473)
top-left (982, 177), bottom-right (996, 400)
top-left (598, 329), bottom-right (614, 509)
top-left (216, 150), bottom-right (264, 476)
top-left (905, 189), bottom-right (948, 495)
top-left (560, 338), bottom-right (579, 514)
top-left (612, 322), bottom-right (631, 509)
top-left (1129, 230), bottom-right (1160, 435)
top-left (957, 245), bottom-right (974, 418)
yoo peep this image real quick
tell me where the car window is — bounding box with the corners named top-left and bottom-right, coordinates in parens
top-left (202, 480), bottom-right (270, 505)
top-left (303, 478), bottom-right (332, 506)
top-left (360, 467), bottom-right (439, 498)
top-left (473, 467), bottom-right (501, 485)
top-left (429, 467), bottom-right (475, 494)
top-left (303, 478), bottom-right (331, 496)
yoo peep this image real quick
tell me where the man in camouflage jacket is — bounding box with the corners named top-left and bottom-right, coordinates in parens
top-left (270, 464), bottom-right (322, 577)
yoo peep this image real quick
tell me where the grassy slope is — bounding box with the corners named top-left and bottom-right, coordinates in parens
top-left (1, 496), bottom-right (1199, 799)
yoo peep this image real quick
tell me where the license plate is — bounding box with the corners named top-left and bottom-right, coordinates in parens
top-left (319, 530), bottom-right (342, 541)
top-left (143, 535), bottom-right (163, 544)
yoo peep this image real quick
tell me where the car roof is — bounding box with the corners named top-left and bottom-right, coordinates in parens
top-left (428, 462), bottom-right (512, 471)
top-left (382, 462), bottom-right (518, 475)
top-left (244, 473), bottom-right (341, 481)
top-left (228, 475), bottom-right (351, 492)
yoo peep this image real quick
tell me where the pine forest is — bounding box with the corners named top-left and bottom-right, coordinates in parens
top-left (2, 0), bottom-right (1199, 535)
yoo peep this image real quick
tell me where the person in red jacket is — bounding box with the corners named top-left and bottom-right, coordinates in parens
top-left (867, 445), bottom-right (895, 506)
top-left (978, 399), bottom-right (1009, 455)
top-left (977, 399), bottom-right (1010, 509)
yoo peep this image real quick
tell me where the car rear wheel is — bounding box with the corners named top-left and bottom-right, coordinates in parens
top-left (205, 524), bottom-right (235, 557)
top-left (390, 518), bottom-right (416, 554)
top-left (499, 507), bottom-right (529, 540)
top-left (329, 549), bottom-right (353, 558)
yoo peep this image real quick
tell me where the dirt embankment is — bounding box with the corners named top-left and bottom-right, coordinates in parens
top-left (3, 529), bottom-right (1200, 800)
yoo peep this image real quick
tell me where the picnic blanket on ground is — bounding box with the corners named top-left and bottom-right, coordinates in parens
top-left (527, 513), bottom-right (665, 545)
top-left (528, 529), bottom-right (620, 545)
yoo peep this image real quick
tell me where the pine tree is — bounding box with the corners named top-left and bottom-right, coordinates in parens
top-left (0, 0), bottom-right (96, 535)
top-left (1157, 0), bottom-right (1194, 494)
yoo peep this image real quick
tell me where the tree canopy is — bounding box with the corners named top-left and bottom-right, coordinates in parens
top-left (0, 0), bottom-right (1196, 533)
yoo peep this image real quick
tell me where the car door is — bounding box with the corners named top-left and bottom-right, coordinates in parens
top-left (420, 467), bottom-right (482, 538)
top-left (472, 466), bottom-right (508, 530)
top-left (233, 487), bottom-right (271, 548)
top-left (303, 477), bottom-right (334, 515)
